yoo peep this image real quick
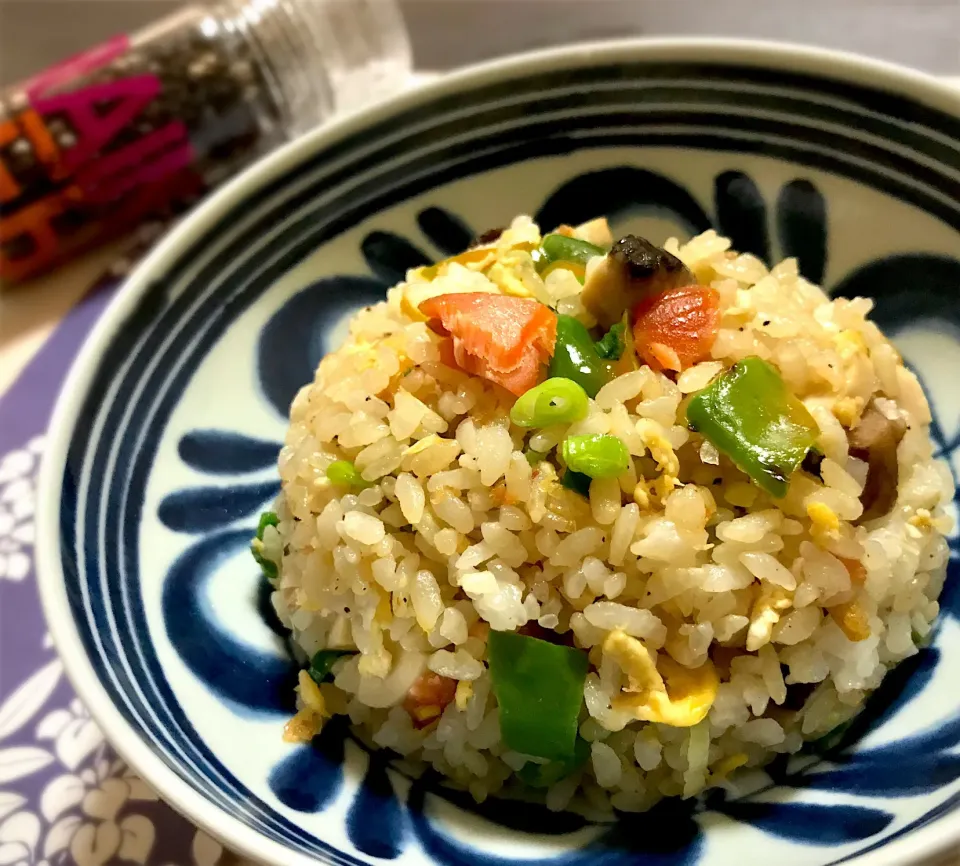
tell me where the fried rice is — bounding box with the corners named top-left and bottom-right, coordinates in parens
top-left (256, 216), bottom-right (952, 818)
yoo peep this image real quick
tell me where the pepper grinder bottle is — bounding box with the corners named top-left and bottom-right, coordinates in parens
top-left (0, 0), bottom-right (412, 284)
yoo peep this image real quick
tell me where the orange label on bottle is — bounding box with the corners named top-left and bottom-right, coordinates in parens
top-left (0, 34), bottom-right (199, 283)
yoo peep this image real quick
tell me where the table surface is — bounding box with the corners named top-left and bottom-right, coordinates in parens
top-left (0, 36), bottom-right (958, 866)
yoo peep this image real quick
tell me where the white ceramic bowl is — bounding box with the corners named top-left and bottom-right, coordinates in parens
top-left (37, 39), bottom-right (960, 866)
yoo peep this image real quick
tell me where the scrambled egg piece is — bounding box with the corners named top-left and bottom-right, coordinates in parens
top-left (604, 629), bottom-right (719, 727)
top-left (399, 275), bottom-right (497, 320)
top-left (298, 670), bottom-right (326, 714)
top-left (632, 482), bottom-right (652, 511)
top-left (907, 508), bottom-right (934, 538)
top-left (632, 473), bottom-right (681, 512)
top-left (707, 753), bottom-right (749, 786)
top-left (605, 628), bottom-right (662, 690)
top-left (636, 419), bottom-right (680, 477)
top-left (746, 586), bottom-right (793, 651)
top-left (455, 679), bottom-right (473, 711)
top-left (375, 588), bottom-right (393, 625)
top-left (835, 329), bottom-right (867, 360)
top-left (341, 340), bottom-right (380, 370)
top-left (806, 501), bottom-right (840, 537)
top-left (830, 600), bottom-right (871, 642)
top-left (283, 671), bottom-right (328, 743)
top-left (832, 396), bottom-right (865, 428)
top-left (487, 259), bottom-right (535, 298)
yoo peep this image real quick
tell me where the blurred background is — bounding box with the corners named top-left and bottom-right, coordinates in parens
top-left (3, 0), bottom-right (960, 85)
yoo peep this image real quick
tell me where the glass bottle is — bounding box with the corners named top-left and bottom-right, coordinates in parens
top-left (0, 0), bottom-right (411, 284)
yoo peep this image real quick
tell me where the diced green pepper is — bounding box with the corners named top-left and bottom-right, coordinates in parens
top-left (562, 434), bottom-right (630, 480)
top-left (487, 630), bottom-right (588, 762)
top-left (549, 314), bottom-right (614, 398)
top-left (250, 540), bottom-right (278, 579)
top-left (308, 649), bottom-right (355, 685)
top-left (516, 737), bottom-right (591, 788)
top-left (257, 511), bottom-right (279, 539)
top-left (326, 459), bottom-right (370, 489)
top-left (251, 511), bottom-right (280, 579)
top-left (538, 234), bottom-right (605, 270)
top-left (594, 322), bottom-right (626, 360)
top-left (685, 356), bottom-right (819, 497)
top-left (510, 377), bottom-right (590, 428)
top-left (561, 468), bottom-right (592, 498)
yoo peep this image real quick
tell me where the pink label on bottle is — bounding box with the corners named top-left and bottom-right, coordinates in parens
top-left (76, 120), bottom-right (193, 204)
top-left (33, 76), bottom-right (164, 172)
top-left (23, 34), bottom-right (130, 100)
top-left (21, 32), bottom-right (197, 207)
top-left (3, 30), bottom-right (201, 281)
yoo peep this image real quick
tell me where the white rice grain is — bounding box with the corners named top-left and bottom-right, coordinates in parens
top-left (740, 551), bottom-right (797, 590)
top-left (412, 570), bottom-right (443, 632)
top-left (429, 649), bottom-right (484, 681)
top-left (395, 473), bottom-right (425, 524)
top-left (591, 741), bottom-right (623, 788)
top-left (342, 511), bottom-right (385, 545)
top-left (584, 602), bottom-right (667, 644)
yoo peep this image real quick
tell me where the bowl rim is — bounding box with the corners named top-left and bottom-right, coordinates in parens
top-left (36, 35), bottom-right (960, 866)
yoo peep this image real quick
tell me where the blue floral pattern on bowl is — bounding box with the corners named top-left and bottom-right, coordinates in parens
top-left (39, 48), bottom-right (960, 866)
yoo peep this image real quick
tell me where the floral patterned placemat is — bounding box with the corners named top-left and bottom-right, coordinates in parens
top-left (0, 253), bottom-right (253, 866)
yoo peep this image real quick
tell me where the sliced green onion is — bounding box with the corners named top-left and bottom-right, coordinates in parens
top-left (308, 649), bottom-right (355, 685)
top-left (562, 434), bottom-right (630, 479)
top-left (487, 630), bottom-right (588, 762)
top-left (510, 377), bottom-right (590, 428)
top-left (595, 322), bottom-right (626, 361)
top-left (516, 737), bottom-right (591, 788)
top-left (326, 459), bottom-right (369, 489)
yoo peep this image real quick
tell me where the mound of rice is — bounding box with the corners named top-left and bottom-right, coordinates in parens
top-left (260, 216), bottom-right (952, 817)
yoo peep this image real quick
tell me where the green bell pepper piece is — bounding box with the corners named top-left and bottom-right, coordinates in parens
top-left (308, 649), bottom-right (355, 685)
top-left (594, 322), bottom-right (626, 361)
top-left (685, 356), bottom-right (819, 498)
top-left (487, 630), bottom-right (588, 762)
top-left (516, 737), bottom-right (591, 788)
top-left (251, 511), bottom-right (280, 579)
top-left (549, 314), bottom-right (614, 398)
top-left (250, 542), bottom-right (277, 579)
top-left (256, 511), bottom-right (278, 538)
top-left (539, 234), bottom-right (606, 270)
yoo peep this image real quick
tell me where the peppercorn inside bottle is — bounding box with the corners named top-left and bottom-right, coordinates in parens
top-left (0, 0), bottom-right (410, 284)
